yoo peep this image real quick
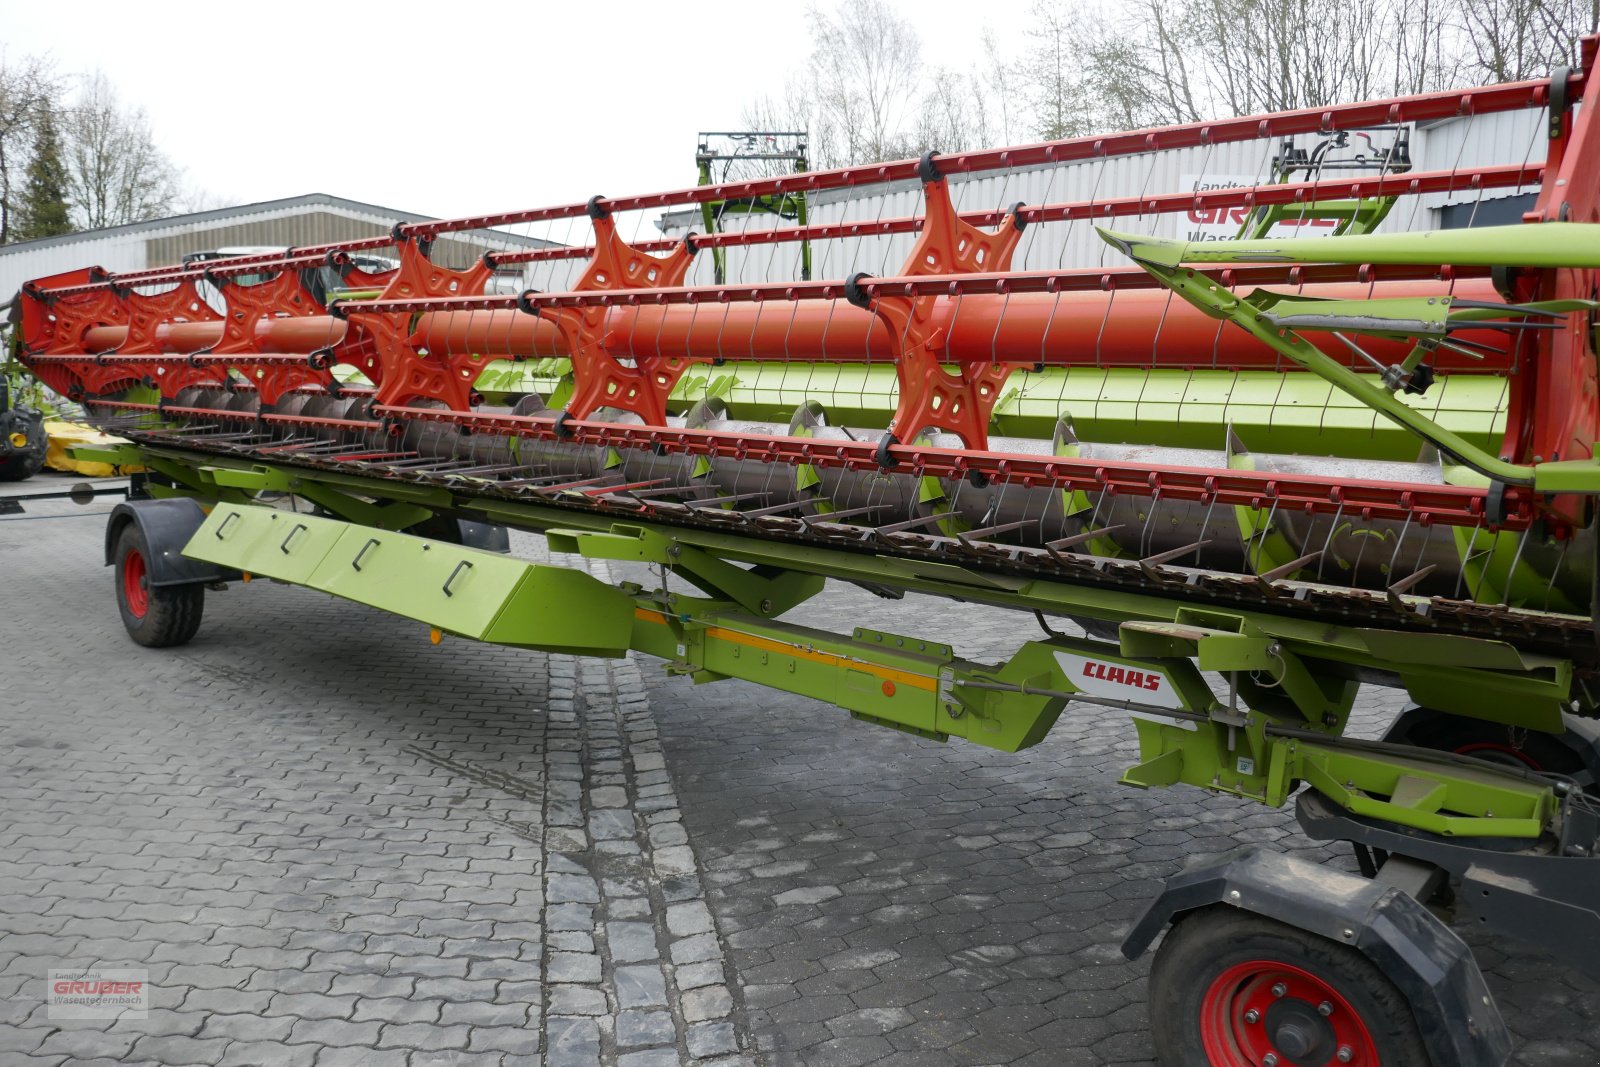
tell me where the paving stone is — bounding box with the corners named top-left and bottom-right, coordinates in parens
top-left (609, 897), bottom-right (652, 919)
top-left (617, 1049), bottom-right (681, 1067)
top-left (614, 964), bottom-right (669, 1008)
top-left (375, 1022), bottom-right (470, 1050)
top-left (265, 992), bottom-right (356, 1020)
top-left (683, 984), bottom-right (735, 1023)
top-left (216, 1040), bottom-right (318, 1067)
top-left (687, 1019), bottom-right (741, 1057)
top-left (607, 921), bottom-right (660, 963)
top-left (544, 1015), bottom-right (601, 1067)
top-left (285, 1017), bottom-right (383, 1047)
top-left (438, 1001), bottom-right (530, 1027)
top-left (589, 786), bottom-right (629, 808)
top-left (412, 1054), bottom-right (503, 1067)
top-left (670, 933), bottom-right (722, 965)
top-left (128, 1035), bottom-right (232, 1064)
top-left (548, 983), bottom-right (609, 1016)
top-left (676, 961), bottom-right (726, 991)
top-left (545, 951), bottom-right (601, 984)
top-left (547, 874), bottom-right (600, 905)
top-left (616, 1008), bottom-right (676, 1048)
top-left (772, 885), bottom-right (843, 907)
top-left (350, 997), bottom-right (441, 1024)
top-left (545, 903), bottom-right (594, 932)
top-left (666, 900), bottom-right (715, 937)
top-left (312, 1047), bottom-right (410, 1067)
top-left (197, 1013), bottom-right (296, 1042)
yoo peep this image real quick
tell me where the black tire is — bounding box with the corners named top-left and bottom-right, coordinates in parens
top-left (0, 408), bottom-right (47, 481)
top-left (113, 522), bottom-right (204, 647)
top-left (1385, 705), bottom-right (1599, 794)
top-left (0, 448), bottom-right (44, 481)
top-left (1149, 905), bottom-right (1430, 1067)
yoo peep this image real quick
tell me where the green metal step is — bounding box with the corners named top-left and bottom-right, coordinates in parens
top-left (184, 503), bottom-right (636, 656)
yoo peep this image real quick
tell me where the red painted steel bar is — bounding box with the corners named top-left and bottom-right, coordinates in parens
top-left (495, 163), bottom-right (1544, 265)
top-left (29, 75), bottom-right (1566, 296)
top-left (402, 73), bottom-right (1570, 238)
top-left (346, 262), bottom-right (1486, 317)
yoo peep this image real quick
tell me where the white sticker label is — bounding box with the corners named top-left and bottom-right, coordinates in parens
top-left (1054, 652), bottom-right (1184, 710)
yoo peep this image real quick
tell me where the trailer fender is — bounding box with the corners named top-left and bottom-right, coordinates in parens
top-left (456, 519), bottom-right (510, 553)
top-left (104, 499), bottom-right (241, 586)
top-left (1122, 846), bottom-right (1510, 1067)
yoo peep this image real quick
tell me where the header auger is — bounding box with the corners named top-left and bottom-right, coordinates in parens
top-left (12, 37), bottom-right (1600, 1066)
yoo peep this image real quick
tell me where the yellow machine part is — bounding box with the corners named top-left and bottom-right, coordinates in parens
top-left (44, 421), bottom-right (142, 476)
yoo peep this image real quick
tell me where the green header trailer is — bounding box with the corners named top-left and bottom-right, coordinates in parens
top-left (13, 39), bottom-right (1600, 1066)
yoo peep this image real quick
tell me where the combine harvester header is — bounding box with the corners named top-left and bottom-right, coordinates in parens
top-left (11, 36), bottom-right (1600, 1066)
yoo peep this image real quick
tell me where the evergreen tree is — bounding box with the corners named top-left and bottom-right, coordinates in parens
top-left (14, 106), bottom-right (72, 241)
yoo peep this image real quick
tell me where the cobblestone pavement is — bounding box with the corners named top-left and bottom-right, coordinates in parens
top-left (2, 484), bottom-right (1599, 1065)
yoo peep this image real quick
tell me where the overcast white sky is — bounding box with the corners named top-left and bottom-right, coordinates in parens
top-left (8, 0), bottom-right (1035, 221)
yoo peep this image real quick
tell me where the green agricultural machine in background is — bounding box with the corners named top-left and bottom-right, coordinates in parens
top-left (12, 42), bottom-right (1600, 1066)
top-left (0, 307), bottom-right (48, 481)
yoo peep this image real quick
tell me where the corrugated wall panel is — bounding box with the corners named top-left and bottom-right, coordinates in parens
top-left (145, 213), bottom-right (514, 270)
top-left (659, 109), bottom-right (1550, 284)
top-left (2, 199), bottom-right (546, 300)
top-left (0, 233), bottom-right (148, 299)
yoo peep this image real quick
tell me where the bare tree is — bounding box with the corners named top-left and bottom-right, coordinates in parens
top-left (64, 71), bottom-right (180, 230)
top-left (742, 0), bottom-right (1600, 169)
top-left (1026, 2), bottom-right (1099, 137)
top-left (172, 183), bottom-right (229, 215)
top-left (0, 52), bottom-right (61, 244)
top-left (737, 80), bottom-right (817, 178)
top-left (1456, 0), bottom-right (1600, 82)
top-left (980, 29), bottom-right (1017, 146)
top-left (915, 68), bottom-right (988, 154)
top-left (1049, 0), bottom-right (1518, 134)
top-left (806, 0), bottom-right (923, 165)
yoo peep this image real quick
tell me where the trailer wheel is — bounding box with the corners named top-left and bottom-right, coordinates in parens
top-left (1384, 705), bottom-right (1599, 793)
top-left (1149, 905), bottom-right (1429, 1067)
top-left (114, 523), bottom-right (204, 647)
top-left (0, 450), bottom-right (45, 481)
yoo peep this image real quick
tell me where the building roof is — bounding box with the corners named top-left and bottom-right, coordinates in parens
top-left (0, 192), bottom-right (554, 255)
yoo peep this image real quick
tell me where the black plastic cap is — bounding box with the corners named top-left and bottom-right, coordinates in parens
top-left (844, 272), bottom-right (875, 310)
top-left (874, 431), bottom-right (900, 470)
top-left (1551, 67), bottom-right (1572, 139)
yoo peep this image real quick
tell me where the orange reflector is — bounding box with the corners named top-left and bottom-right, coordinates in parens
top-left (240, 572), bottom-right (252, 583)
top-left (429, 627), bottom-right (443, 645)
top-left (882, 680), bottom-right (896, 697)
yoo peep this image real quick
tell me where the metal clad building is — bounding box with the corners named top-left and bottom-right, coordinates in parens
top-left (0, 193), bottom-right (552, 299)
top-left (647, 109), bottom-right (1551, 287)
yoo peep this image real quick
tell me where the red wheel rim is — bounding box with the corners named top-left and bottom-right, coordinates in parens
top-left (1454, 740), bottom-right (1544, 772)
top-left (1200, 958), bottom-right (1380, 1066)
top-left (123, 548), bottom-right (149, 619)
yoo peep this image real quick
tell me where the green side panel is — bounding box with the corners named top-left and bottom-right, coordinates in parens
top-left (660, 363), bottom-right (1505, 460)
top-left (184, 504), bottom-right (635, 656)
top-left (190, 505), bottom-right (350, 585)
top-left (469, 356), bottom-right (1506, 464)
